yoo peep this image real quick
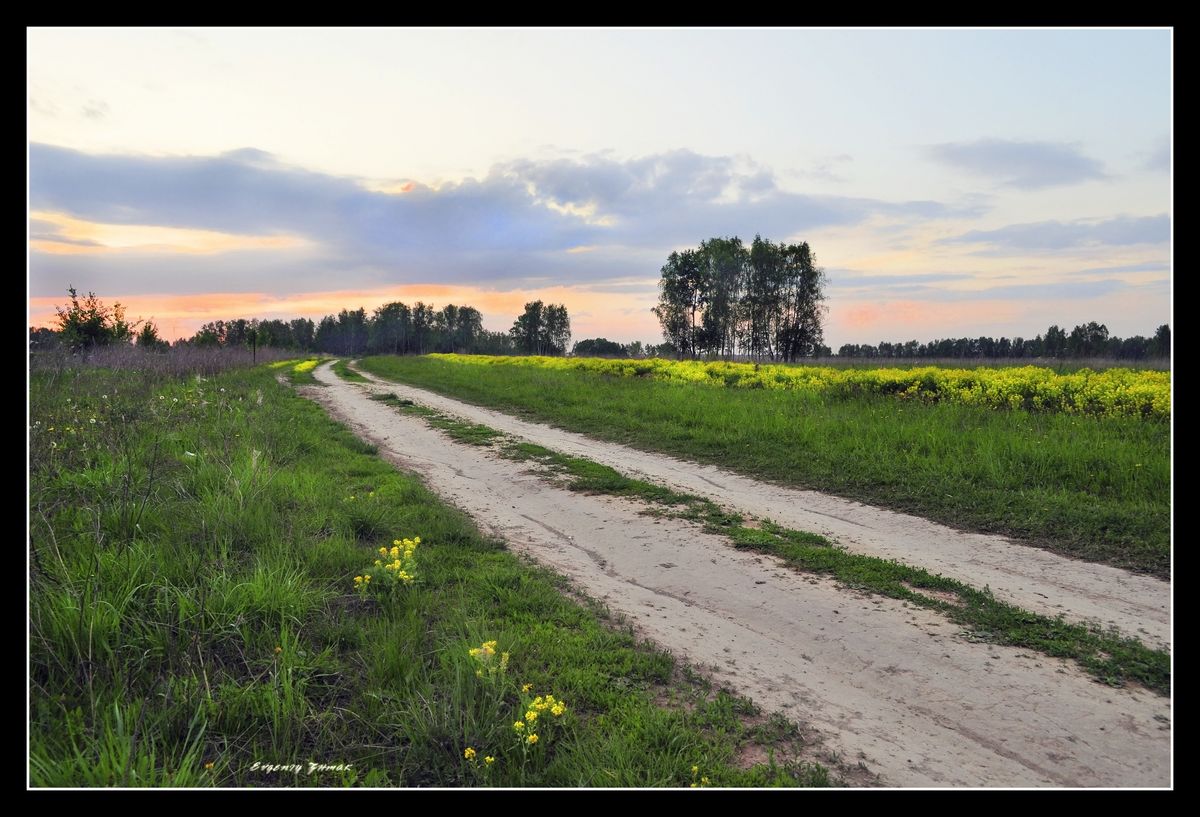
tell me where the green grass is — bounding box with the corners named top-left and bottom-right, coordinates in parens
top-left (29, 363), bottom-right (832, 787)
top-left (357, 355), bottom-right (1170, 578)
top-left (359, 396), bottom-right (1169, 693)
top-left (332, 359), bottom-right (370, 383)
top-left (371, 392), bottom-right (505, 447)
top-left (719, 522), bottom-right (1168, 693)
top-left (484, 438), bottom-right (1173, 693)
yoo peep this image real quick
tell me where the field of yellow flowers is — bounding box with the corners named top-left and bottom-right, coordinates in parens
top-left (428, 355), bottom-right (1170, 420)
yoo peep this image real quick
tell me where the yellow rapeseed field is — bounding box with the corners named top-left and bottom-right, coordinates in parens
top-left (429, 354), bottom-right (1170, 420)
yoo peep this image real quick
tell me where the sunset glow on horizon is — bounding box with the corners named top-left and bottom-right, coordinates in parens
top-left (28, 27), bottom-right (1171, 348)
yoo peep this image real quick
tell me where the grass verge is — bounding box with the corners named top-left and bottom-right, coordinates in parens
top-left (332, 359), bottom-right (370, 383)
top-left (29, 363), bottom-right (832, 787)
top-left (357, 355), bottom-right (1170, 578)
top-left (365, 397), bottom-right (1170, 695)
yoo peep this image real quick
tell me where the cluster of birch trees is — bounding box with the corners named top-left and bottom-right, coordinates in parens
top-left (653, 235), bottom-right (827, 361)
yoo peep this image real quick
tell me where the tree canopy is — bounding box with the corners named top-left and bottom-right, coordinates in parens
top-left (53, 287), bottom-right (138, 351)
top-left (510, 301), bottom-right (571, 355)
top-left (653, 235), bottom-right (826, 360)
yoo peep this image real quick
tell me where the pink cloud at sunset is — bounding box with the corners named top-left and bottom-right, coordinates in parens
top-left (30, 210), bottom-right (310, 256)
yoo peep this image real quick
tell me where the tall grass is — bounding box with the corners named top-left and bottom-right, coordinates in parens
top-left (358, 355), bottom-right (1170, 577)
top-left (30, 345), bottom-right (296, 377)
top-left (29, 363), bottom-right (830, 787)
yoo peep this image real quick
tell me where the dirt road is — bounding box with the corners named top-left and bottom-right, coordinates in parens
top-left (305, 362), bottom-right (1171, 787)
top-left (348, 364), bottom-right (1170, 650)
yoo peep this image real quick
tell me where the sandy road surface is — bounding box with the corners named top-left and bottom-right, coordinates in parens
top-left (349, 364), bottom-right (1170, 650)
top-left (303, 362), bottom-right (1170, 787)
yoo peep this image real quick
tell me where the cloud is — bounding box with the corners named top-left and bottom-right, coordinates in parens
top-left (1143, 137), bottom-right (1170, 173)
top-left (936, 278), bottom-right (1162, 302)
top-left (924, 138), bottom-right (1107, 190)
top-left (793, 154), bottom-right (854, 184)
top-left (827, 270), bottom-right (1159, 302)
top-left (82, 100), bottom-right (110, 120)
top-left (941, 214), bottom-right (1169, 254)
top-left (826, 270), bottom-right (974, 290)
top-left (1066, 261), bottom-right (1169, 277)
top-left (29, 143), bottom-right (967, 296)
top-left (29, 96), bottom-right (58, 118)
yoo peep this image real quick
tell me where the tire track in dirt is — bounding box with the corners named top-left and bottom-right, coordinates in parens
top-left (303, 362), bottom-right (1171, 787)
top-left (350, 364), bottom-right (1170, 650)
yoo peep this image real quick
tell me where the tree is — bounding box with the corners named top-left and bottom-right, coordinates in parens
top-left (652, 249), bottom-right (706, 359)
top-left (573, 338), bottom-right (627, 358)
top-left (510, 300), bottom-right (544, 354)
top-left (136, 321), bottom-right (168, 350)
top-left (697, 237), bottom-right (745, 358)
top-left (290, 318), bottom-right (316, 351)
top-left (509, 301), bottom-right (570, 355)
top-left (450, 305), bottom-right (484, 352)
top-left (1066, 322), bottom-right (1108, 357)
top-left (474, 330), bottom-right (517, 355)
top-left (314, 315), bottom-right (339, 352)
top-left (1043, 325), bottom-right (1067, 357)
top-left (741, 236), bottom-right (782, 360)
top-left (543, 304), bottom-right (571, 355)
top-left (653, 236), bottom-right (825, 361)
top-left (54, 287), bottom-right (138, 351)
top-left (412, 303), bottom-right (435, 354)
top-left (29, 326), bottom-right (61, 350)
top-left (1153, 324), bottom-right (1171, 358)
top-left (774, 241), bottom-right (826, 361)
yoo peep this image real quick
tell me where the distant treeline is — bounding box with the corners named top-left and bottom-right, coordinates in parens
top-left (30, 287), bottom-right (1172, 364)
top-left (836, 322), bottom-right (1171, 361)
top-left (32, 291), bottom-right (575, 358)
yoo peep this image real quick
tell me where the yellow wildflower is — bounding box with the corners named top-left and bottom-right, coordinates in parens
top-left (205, 762), bottom-right (214, 770)
top-left (464, 747), bottom-right (476, 761)
top-left (526, 734), bottom-right (538, 745)
top-left (525, 710), bottom-right (538, 723)
top-left (551, 703), bottom-right (565, 717)
top-left (522, 683), bottom-right (533, 693)
top-left (513, 721), bottom-right (525, 732)
top-left (484, 756), bottom-right (495, 766)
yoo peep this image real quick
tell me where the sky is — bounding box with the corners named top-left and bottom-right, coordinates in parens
top-left (27, 27), bottom-right (1172, 347)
